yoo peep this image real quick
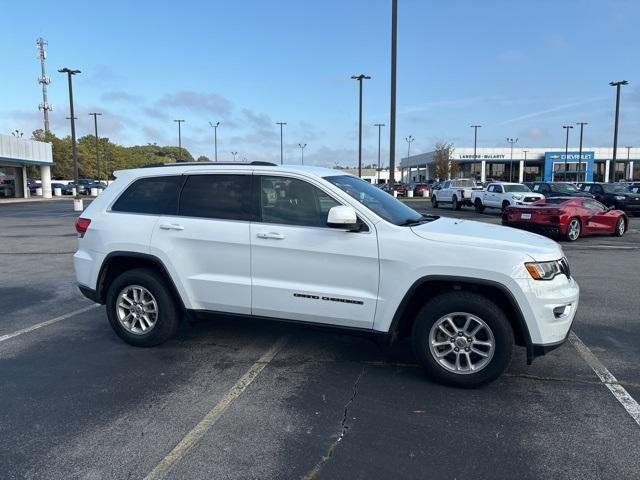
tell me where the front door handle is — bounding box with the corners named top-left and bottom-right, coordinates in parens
top-left (256, 231), bottom-right (285, 240)
top-left (159, 223), bottom-right (185, 231)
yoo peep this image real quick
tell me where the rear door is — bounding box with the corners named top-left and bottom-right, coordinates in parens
top-left (250, 174), bottom-right (379, 329)
top-left (149, 172), bottom-right (254, 314)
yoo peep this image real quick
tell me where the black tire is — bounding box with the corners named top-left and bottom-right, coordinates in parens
top-left (502, 200), bottom-right (511, 211)
top-left (411, 292), bottom-right (514, 388)
top-left (474, 199), bottom-right (485, 213)
top-left (105, 268), bottom-right (180, 347)
top-left (613, 216), bottom-right (626, 237)
top-left (452, 196), bottom-right (461, 210)
top-left (431, 195), bottom-right (439, 208)
top-left (564, 217), bottom-right (581, 242)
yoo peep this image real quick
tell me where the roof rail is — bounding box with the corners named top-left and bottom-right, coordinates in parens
top-left (142, 161), bottom-right (277, 168)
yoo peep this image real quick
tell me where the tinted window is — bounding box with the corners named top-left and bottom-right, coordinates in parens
top-left (503, 184), bottom-right (530, 192)
top-left (487, 185), bottom-right (495, 192)
top-left (494, 185), bottom-right (503, 193)
top-left (179, 174), bottom-right (252, 220)
top-left (583, 199), bottom-right (606, 211)
top-left (259, 176), bottom-right (340, 227)
top-left (112, 176), bottom-right (183, 214)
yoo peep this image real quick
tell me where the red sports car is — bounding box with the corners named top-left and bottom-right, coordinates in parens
top-left (502, 197), bottom-right (628, 241)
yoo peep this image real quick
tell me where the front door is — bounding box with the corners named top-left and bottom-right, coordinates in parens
top-left (250, 175), bottom-right (379, 329)
top-left (581, 199), bottom-right (617, 234)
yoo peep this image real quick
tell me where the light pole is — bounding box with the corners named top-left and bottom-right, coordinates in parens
top-left (626, 146), bottom-right (632, 180)
top-left (351, 74), bottom-right (371, 178)
top-left (231, 151), bottom-right (238, 161)
top-left (576, 122), bottom-right (588, 182)
top-left (276, 122), bottom-right (286, 164)
top-left (506, 138), bottom-right (518, 182)
top-left (374, 123), bottom-right (385, 184)
top-left (11, 130), bottom-right (23, 138)
top-left (209, 121), bottom-right (220, 161)
top-left (609, 80), bottom-right (628, 183)
top-left (298, 143), bottom-right (307, 165)
top-left (522, 150), bottom-right (528, 182)
top-left (58, 67), bottom-right (81, 200)
top-left (174, 119), bottom-right (185, 162)
top-left (89, 112), bottom-right (102, 182)
top-left (562, 125), bottom-right (573, 181)
top-left (389, 0), bottom-right (398, 185)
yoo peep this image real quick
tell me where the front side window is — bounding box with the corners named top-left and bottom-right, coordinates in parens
top-left (503, 184), bottom-right (530, 193)
top-left (259, 176), bottom-right (340, 227)
top-left (487, 185), bottom-right (495, 192)
top-left (494, 185), bottom-right (503, 193)
top-left (583, 199), bottom-right (606, 212)
top-left (112, 176), bottom-right (183, 214)
top-left (179, 174), bottom-right (252, 220)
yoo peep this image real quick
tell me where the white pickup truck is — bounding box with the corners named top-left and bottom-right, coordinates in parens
top-left (471, 182), bottom-right (545, 213)
top-left (431, 179), bottom-right (482, 210)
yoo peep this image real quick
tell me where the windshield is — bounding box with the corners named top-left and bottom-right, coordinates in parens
top-left (553, 183), bottom-right (579, 192)
top-left (324, 175), bottom-right (423, 225)
top-left (602, 184), bottom-right (629, 193)
top-left (504, 184), bottom-right (530, 193)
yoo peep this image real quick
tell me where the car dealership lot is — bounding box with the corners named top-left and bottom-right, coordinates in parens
top-left (1, 200), bottom-right (639, 479)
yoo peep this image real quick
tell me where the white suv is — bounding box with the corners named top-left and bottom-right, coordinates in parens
top-left (74, 162), bottom-right (579, 387)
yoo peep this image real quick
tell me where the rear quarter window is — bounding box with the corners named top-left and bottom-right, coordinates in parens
top-left (112, 176), bottom-right (183, 214)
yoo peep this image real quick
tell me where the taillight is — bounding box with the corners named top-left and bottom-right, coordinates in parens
top-left (75, 217), bottom-right (91, 237)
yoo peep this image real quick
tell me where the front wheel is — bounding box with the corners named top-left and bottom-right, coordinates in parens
top-left (613, 216), bottom-right (626, 237)
top-left (411, 292), bottom-right (514, 387)
top-left (564, 217), bottom-right (581, 241)
top-left (431, 195), bottom-right (439, 208)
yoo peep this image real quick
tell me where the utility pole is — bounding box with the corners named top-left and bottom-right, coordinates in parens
top-left (58, 68), bottom-right (81, 200)
top-left (374, 123), bottom-right (385, 184)
top-left (609, 80), bottom-right (628, 183)
top-left (173, 120), bottom-right (185, 162)
top-left (88, 113), bottom-right (103, 182)
top-left (276, 122), bottom-right (287, 164)
top-left (298, 143), bottom-right (307, 165)
top-left (389, 0), bottom-right (398, 185)
top-left (37, 38), bottom-right (52, 133)
top-left (209, 121), bottom-right (220, 161)
top-left (562, 125), bottom-right (573, 181)
top-left (522, 150), bottom-right (528, 182)
top-left (506, 138), bottom-right (518, 182)
top-left (471, 124), bottom-right (481, 163)
top-left (351, 74), bottom-right (371, 178)
top-left (576, 122), bottom-right (588, 182)
top-left (626, 146), bottom-right (632, 180)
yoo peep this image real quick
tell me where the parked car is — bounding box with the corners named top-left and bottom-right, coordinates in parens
top-left (628, 183), bottom-right (640, 194)
top-left (74, 162), bottom-right (579, 387)
top-left (502, 197), bottom-right (627, 241)
top-left (0, 179), bottom-right (15, 197)
top-left (381, 182), bottom-right (407, 196)
top-left (529, 182), bottom-right (594, 198)
top-left (51, 182), bottom-right (75, 195)
top-left (471, 182), bottom-right (545, 213)
top-left (579, 182), bottom-right (640, 214)
top-left (431, 178), bottom-right (483, 210)
top-left (409, 183), bottom-right (430, 197)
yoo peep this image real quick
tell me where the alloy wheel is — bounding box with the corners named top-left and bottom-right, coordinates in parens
top-left (116, 285), bottom-right (159, 335)
top-left (568, 219), bottom-right (581, 241)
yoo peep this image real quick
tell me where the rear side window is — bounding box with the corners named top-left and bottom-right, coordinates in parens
top-left (179, 174), bottom-right (252, 220)
top-left (112, 176), bottom-right (183, 214)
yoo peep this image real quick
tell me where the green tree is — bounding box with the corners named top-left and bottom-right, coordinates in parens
top-left (196, 155), bottom-right (210, 162)
top-left (432, 142), bottom-right (458, 180)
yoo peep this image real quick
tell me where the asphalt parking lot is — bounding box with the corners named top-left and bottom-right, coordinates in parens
top-left (1, 199), bottom-right (639, 480)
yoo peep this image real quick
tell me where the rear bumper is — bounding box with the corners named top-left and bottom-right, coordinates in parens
top-left (503, 220), bottom-right (563, 236)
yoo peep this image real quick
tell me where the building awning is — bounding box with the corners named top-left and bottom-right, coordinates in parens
top-left (0, 134), bottom-right (53, 166)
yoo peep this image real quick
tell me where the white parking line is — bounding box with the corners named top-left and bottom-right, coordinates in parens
top-left (569, 332), bottom-right (640, 427)
top-left (144, 335), bottom-right (289, 480)
top-left (0, 304), bottom-right (100, 343)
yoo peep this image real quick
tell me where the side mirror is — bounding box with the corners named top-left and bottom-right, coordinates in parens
top-left (327, 205), bottom-right (359, 231)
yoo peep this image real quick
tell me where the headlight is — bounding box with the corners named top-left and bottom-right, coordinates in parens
top-left (513, 194), bottom-right (524, 200)
top-left (525, 259), bottom-right (566, 280)
top-left (615, 195), bottom-right (626, 201)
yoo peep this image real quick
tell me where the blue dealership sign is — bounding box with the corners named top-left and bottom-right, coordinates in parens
top-left (544, 151), bottom-right (594, 181)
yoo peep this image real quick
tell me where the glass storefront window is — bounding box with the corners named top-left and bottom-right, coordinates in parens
top-left (0, 167), bottom-right (18, 198)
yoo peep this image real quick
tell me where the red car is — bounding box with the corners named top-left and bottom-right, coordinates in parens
top-left (502, 197), bottom-right (628, 241)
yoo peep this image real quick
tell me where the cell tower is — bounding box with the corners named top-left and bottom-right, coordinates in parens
top-left (36, 37), bottom-right (52, 133)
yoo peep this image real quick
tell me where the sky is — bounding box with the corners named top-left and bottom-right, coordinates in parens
top-left (2, 0), bottom-right (640, 167)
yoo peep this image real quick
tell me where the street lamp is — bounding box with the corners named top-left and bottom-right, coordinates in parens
top-left (506, 138), bottom-right (518, 182)
top-left (626, 146), bottom-right (632, 180)
top-left (11, 130), bottom-right (23, 138)
top-left (298, 143), bottom-right (307, 165)
top-left (351, 74), bottom-right (371, 178)
top-left (209, 121), bottom-right (220, 161)
top-left (231, 151), bottom-right (238, 161)
top-left (174, 119), bottom-right (185, 162)
top-left (576, 122), bottom-right (588, 182)
top-left (562, 125), bottom-right (573, 181)
top-left (89, 112), bottom-right (102, 182)
top-left (276, 122), bottom-right (286, 164)
top-left (389, 0), bottom-right (398, 186)
top-left (609, 80), bottom-right (628, 182)
top-left (374, 123), bottom-right (385, 184)
top-left (58, 67), bottom-right (81, 203)
top-left (522, 150), bottom-right (528, 182)
top-left (471, 125), bottom-right (482, 181)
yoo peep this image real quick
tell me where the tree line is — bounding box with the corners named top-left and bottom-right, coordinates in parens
top-left (30, 129), bottom-right (202, 180)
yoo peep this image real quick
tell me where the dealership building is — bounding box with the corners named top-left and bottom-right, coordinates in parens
top-left (400, 147), bottom-right (639, 183)
top-left (0, 134), bottom-right (53, 199)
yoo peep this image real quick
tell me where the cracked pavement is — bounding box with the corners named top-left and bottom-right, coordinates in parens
top-left (1, 200), bottom-right (639, 479)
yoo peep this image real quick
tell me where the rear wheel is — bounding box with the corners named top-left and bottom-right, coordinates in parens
top-left (106, 268), bottom-right (180, 347)
top-left (411, 292), bottom-right (514, 387)
top-left (565, 217), bottom-right (581, 241)
top-left (431, 195), bottom-right (439, 208)
top-left (474, 199), bottom-right (485, 213)
top-left (452, 196), bottom-right (461, 210)
top-left (613, 216), bottom-right (626, 237)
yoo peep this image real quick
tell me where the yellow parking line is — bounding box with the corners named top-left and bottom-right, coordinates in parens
top-left (144, 336), bottom-right (289, 480)
top-left (0, 304), bottom-right (100, 343)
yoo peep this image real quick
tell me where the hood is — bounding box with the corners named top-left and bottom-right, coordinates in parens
top-left (411, 217), bottom-right (563, 261)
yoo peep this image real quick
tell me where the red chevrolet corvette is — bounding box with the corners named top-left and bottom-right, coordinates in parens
top-left (502, 197), bottom-right (628, 241)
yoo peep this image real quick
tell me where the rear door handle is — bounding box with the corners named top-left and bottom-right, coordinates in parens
top-left (159, 223), bottom-right (185, 231)
top-left (256, 231), bottom-right (285, 240)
